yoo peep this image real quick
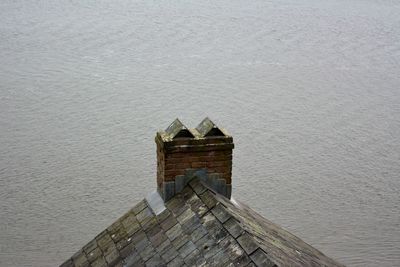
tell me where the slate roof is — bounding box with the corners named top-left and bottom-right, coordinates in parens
top-left (61, 178), bottom-right (343, 267)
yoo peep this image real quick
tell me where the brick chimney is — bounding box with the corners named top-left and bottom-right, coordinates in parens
top-left (155, 118), bottom-right (234, 201)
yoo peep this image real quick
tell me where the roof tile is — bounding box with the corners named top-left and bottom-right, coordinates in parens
top-left (176, 208), bottom-right (196, 225)
top-left (86, 247), bottom-right (102, 263)
top-left (122, 249), bottom-right (144, 267)
top-left (190, 224), bottom-right (208, 243)
top-left (223, 217), bottom-right (244, 238)
top-left (166, 196), bottom-right (188, 216)
top-left (155, 238), bottom-right (172, 254)
top-left (149, 230), bottom-right (167, 248)
top-left (166, 256), bottom-right (185, 267)
top-left (156, 208), bottom-right (171, 223)
top-left (60, 259), bottom-right (73, 267)
top-left (116, 235), bottom-right (132, 251)
top-left (183, 248), bottom-right (206, 266)
top-left (165, 223), bottom-right (183, 241)
top-left (136, 207), bottom-right (154, 225)
top-left (159, 214), bottom-right (177, 232)
top-left (181, 216), bottom-right (201, 235)
top-left (119, 242), bottom-right (136, 259)
top-left (237, 232), bottom-right (259, 255)
top-left (62, 177), bottom-right (344, 267)
top-left (195, 234), bottom-right (221, 259)
top-left (124, 219), bottom-right (141, 236)
top-left (189, 179), bottom-right (207, 195)
top-left (72, 250), bottom-right (90, 267)
top-left (161, 246), bottom-right (179, 263)
top-left (211, 203), bottom-right (231, 223)
top-left (145, 254), bottom-right (164, 267)
top-left (199, 190), bottom-right (217, 209)
top-left (82, 239), bottom-right (98, 254)
top-left (250, 248), bottom-right (276, 267)
top-left (139, 244), bottom-right (156, 261)
top-left (90, 256), bottom-right (107, 267)
top-left (104, 249), bottom-right (120, 266)
top-left (178, 240), bottom-right (197, 258)
top-left (131, 199), bottom-right (147, 215)
top-left (171, 234), bottom-right (190, 250)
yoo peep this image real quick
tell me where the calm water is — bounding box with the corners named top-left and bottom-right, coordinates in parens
top-left (1, 0), bottom-right (399, 266)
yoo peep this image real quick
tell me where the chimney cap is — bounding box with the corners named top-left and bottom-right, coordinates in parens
top-left (157, 118), bottom-right (231, 143)
top-left (196, 117), bottom-right (227, 137)
top-left (164, 118), bottom-right (195, 139)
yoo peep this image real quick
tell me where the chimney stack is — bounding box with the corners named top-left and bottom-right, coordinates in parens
top-left (155, 118), bottom-right (234, 201)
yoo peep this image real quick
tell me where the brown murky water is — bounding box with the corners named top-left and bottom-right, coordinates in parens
top-left (1, 0), bottom-right (399, 266)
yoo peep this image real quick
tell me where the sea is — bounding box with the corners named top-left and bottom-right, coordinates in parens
top-left (0, 0), bottom-right (399, 266)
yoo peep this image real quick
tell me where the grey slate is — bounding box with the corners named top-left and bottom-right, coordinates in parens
top-left (166, 256), bottom-right (185, 267)
top-left (223, 217), bottom-right (244, 238)
top-left (250, 249), bottom-right (277, 267)
top-left (61, 177), bottom-right (344, 267)
top-left (211, 203), bottom-right (231, 223)
top-left (237, 232), bottom-right (259, 254)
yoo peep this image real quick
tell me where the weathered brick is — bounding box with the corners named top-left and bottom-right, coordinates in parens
top-left (213, 166), bottom-right (232, 174)
top-left (182, 162), bottom-right (193, 169)
top-left (165, 163), bottom-right (176, 170)
top-left (169, 152), bottom-right (186, 158)
top-left (206, 161), bottom-right (230, 168)
top-left (165, 170), bottom-right (181, 179)
top-left (191, 162), bottom-right (206, 168)
top-left (201, 154), bottom-right (232, 162)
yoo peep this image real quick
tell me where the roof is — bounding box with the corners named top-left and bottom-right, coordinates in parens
top-left (61, 178), bottom-right (343, 267)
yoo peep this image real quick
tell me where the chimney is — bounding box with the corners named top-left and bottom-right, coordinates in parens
top-left (155, 118), bottom-right (234, 202)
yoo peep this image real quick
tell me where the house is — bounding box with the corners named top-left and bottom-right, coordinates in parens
top-left (61, 118), bottom-right (343, 267)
